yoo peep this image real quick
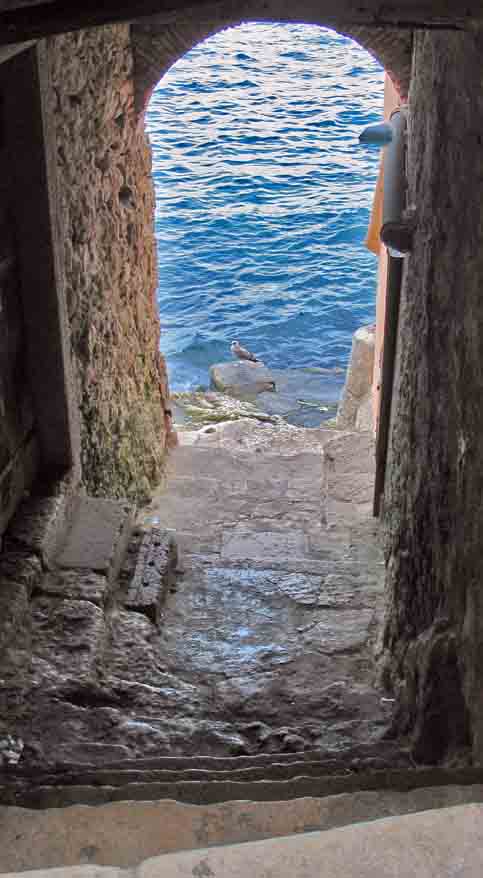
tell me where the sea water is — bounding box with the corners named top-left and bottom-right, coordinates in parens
top-left (146, 23), bottom-right (384, 392)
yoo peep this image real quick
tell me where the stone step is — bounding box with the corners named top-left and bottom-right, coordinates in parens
top-left (53, 495), bottom-right (136, 586)
top-left (5, 484), bottom-right (77, 565)
top-left (1, 800), bottom-right (483, 876)
top-left (0, 756), bottom-right (413, 790)
top-left (0, 741), bottom-right (409, 779)
top-left (24, 740), bottom-right (407, 773)
top-left (2, 765), bottom-right (483, 810)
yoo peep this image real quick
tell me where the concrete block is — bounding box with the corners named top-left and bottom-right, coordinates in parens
top-left (31, 598), bottom-right (106, 678)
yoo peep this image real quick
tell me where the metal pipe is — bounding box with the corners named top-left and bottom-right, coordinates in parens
top-left (373, 109), bottom-right (408, 516)
top-left (381, 109), bottom-right (407, 257)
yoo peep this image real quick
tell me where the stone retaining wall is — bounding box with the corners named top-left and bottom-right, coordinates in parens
top-left (47, 25), bottom-right (171, 501)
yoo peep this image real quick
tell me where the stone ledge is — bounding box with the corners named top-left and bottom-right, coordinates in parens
top-left (54, 497), bottom-right (135, 579)
top-left (0, 786), bottom-right (482, 871)
top-left (1, 804), bottom-right (483, 877)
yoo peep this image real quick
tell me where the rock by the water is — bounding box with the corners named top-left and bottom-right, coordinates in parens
top-left (210, 361), bottom-right (276, 397)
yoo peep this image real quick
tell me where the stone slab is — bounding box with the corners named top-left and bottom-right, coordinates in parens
top-left (221, 528), bottom-right (307, 562)
top-left (55, 497), bottom-right (134, 575)
top-left (210, 362), bottom-right (276, 397)
top-left (1, 789), bottom-right (483, 871)
top-left (137, 803), bottom-right (483, 877)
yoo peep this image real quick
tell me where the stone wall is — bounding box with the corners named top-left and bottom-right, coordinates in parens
top-left (132, 16), bottom-right (412, 112)
top-left (47, 25), bottom-right (171, 502)
top-left (382, 28), bottom-right (483, 764)
top-left (0, 64), bottom-right (37, 537)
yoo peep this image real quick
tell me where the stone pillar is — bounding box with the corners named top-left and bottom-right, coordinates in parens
top-left (336, 325), bottom-right (375, 432)
top-left (382, 29), bottom-right (483, 764)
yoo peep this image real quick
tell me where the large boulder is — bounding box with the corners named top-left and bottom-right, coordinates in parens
top-left (210, 361), bottom-right (276, 398)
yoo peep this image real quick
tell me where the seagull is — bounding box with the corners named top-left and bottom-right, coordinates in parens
top-left (231, 340), bottom-right (262, 363)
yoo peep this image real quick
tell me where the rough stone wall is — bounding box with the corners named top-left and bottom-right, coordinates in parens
top-left (0, 77), bottom-right (37, 537)
top-left (382, 28), bottom-right (483, 765)
top-left (47, 25), bottom-right (170, 502)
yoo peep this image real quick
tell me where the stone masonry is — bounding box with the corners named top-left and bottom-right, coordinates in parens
top-left (382, 28), bottom-right (483, 764)
top-left (47, 26), bottom-right (171, 502)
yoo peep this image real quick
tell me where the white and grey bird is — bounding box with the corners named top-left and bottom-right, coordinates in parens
top-left (230, 340), bottom-right (261, 363)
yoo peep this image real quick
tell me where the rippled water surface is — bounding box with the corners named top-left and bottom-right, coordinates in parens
top-left (146, 24), bottom-right (383, 390)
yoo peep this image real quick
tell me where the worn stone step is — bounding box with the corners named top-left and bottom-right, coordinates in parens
top-left (3, 741), bottom-right (409, 775)
top-left (2, 766), bottom-right (483, 810)
top-left (5, 481), bottom-right (78, 565)
top-left (9, 803), bottom-right (476, 878)
top-left (0, 756), bottom-right (413, 790)
top-left (1, 786), bottom-right (483, 872)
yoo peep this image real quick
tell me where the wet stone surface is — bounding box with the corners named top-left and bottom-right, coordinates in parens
top-left (0, 421), bottom-right (389, 765)
top-left (100, 420), bottom-right (388, 757)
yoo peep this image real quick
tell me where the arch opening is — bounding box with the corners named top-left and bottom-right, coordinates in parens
top-left (146, 22), bottom-right (385, 407)
top-left (138, 21), bottom-right (395, 760)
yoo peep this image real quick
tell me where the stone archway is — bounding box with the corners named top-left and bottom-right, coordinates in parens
top-left (131, 7), bottom-right (412, 111)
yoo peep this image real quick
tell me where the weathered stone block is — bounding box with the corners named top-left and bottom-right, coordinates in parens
top-left (31, 597), bottom-right (106, 679)
top-left (336, 325), bottom-right (375, 431)
top-left (55, 497), bottom-right (135, 578)
top-left (120, 528), bottom-right (177, 625)
top-left (7, 491), bottom-right (72, 563)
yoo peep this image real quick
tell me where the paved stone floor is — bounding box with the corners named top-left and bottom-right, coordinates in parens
top-left (124, 420), bottom-right (389, 755)
top-left (0, 419), bottom-right (389, 765)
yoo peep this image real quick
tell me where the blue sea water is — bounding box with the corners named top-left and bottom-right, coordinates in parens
top-left (146, 23), bottom-right (384, 391)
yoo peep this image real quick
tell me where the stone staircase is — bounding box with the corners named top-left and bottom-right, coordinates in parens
top-left (1, 421), bottom-right (482, 876)
top-left (1, 762), bottom-right (483, 874)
